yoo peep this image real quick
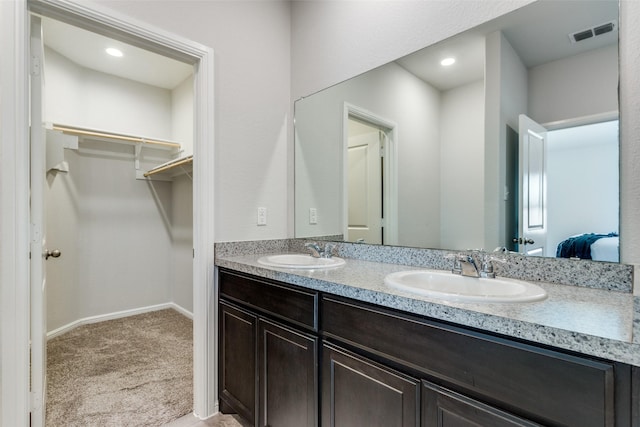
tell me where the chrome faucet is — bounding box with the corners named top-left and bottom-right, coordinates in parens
top-left (304, 242), bottom-right (322, 257)
top-left (458, 255), bottom-right (480, 277)
top-left (446, 250), bottom-right (508, 278)
top-left (446, 253), bottom-right (480, 277)
top-left (304, 242), bottom-right (337, 258)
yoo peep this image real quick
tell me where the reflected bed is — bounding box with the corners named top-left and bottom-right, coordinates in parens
top-left (556, 233), bottom-right (619, 262)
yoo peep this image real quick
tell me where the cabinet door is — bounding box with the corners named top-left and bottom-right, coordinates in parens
top-left (422, 381), bottom-right (541, 427)
top-left (220, 302), bottom-right (257, 425)
top-left (322, 343), bottom-right (419, 427)
top-left (258, 319), bottom-right (318, 427)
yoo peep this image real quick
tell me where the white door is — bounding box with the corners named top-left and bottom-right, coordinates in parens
top-left (517, 114), bottom-right (548, 256)
top-left (30, 16), bottom-right (59, 427)
top-left (347, 117), bottom-right (383, 244)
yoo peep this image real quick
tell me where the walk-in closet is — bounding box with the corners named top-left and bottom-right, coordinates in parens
top-left (37, 16), bottom-right (195, 425)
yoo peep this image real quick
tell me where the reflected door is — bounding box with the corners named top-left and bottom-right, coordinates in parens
top-left (517, 115), bottom-right (548, 256)
top-left (347, 117), bottom-right (383, 244)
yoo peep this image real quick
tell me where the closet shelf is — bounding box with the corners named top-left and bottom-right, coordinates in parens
top-left (144, 155), bottom-right (193, 178)
top-left (51, 123), bottom-right (181, 151)
top-left (49, 123), bottom-right (192, 181)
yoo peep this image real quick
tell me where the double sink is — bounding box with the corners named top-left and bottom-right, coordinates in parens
top-left (257, 253), bottom-right (547, 304)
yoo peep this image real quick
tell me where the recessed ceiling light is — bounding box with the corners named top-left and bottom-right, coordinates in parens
top-left (105, 47), bottom-right (123, 58)
top-left (440, 57), bottom-right (456, 67)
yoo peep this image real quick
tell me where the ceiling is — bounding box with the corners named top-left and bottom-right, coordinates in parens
top-left (41, 1), bottom-right (617, 93)
top-left (396, 0), bottom-right (618, 91)
top-left (42, 17), bottom-right (193, 90)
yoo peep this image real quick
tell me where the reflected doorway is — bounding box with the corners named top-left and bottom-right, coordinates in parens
top-left (507, 118), bottom-right (619, 261)
top-left (345, 112), bottom-right (395, 245)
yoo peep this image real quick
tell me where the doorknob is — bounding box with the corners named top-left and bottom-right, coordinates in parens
top-left (512, 238), bottom-right (535, 245)
top-left (45, 249), bottom-right (61, 260)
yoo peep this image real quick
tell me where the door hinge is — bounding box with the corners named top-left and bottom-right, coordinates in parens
top-left (31, 56), bottom-right (41, 76)
top-left (380, 218), bottom-right (386, 227)
top-left (30, 222), bottom-right (42, 244)
top-left (30, 391), bottom-right (42, 411)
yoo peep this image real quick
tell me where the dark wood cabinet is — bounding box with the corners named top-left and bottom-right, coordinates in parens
top-left (258, 319), bottom-right (317, 427)
top-left (322, 295), bottom-right (620, 427)
top-left (322, 343), bottom-right (420, 427)
top-left (422, 381), bottom-right (540, 427)
top-left (219, 269), bottom-right (319, 427)
top-left (219, 301), bottom-right (257, 424)
top-left (218, 268), bottom-right (634, 427)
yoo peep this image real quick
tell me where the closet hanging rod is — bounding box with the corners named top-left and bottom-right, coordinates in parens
top-left (144, 155), bottom-right (193, 178)
top-left (51, 124), bottom-right (181, 149)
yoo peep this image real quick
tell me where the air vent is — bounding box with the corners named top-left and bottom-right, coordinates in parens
top-left (569, 20), bottom-right (617, 44)
top-left (594, 22), bottom-right (615, 36)
top-left (573, 29), bottom-right (593, 42)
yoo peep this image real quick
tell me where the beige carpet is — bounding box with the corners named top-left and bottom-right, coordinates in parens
top-left (46, 309), bottom-right (193, 427)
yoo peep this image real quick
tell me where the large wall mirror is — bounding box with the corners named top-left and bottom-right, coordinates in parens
top-left (294, 0), bottom-right (620, 262)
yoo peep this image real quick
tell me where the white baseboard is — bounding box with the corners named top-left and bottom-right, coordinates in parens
top-left (47, 302), bottom-right (193, 340)
top-left (196, 401), bottom-right (220, 421)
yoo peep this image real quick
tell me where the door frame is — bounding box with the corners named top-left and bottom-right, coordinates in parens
top-left (1, 0), bottom-right (217, 425)
top-left (343, 103), bottom-right (398, 245)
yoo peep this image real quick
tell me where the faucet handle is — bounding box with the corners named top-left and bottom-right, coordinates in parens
top-left (304, 242), bottom-right (322, 258)
top-left (444, 253), bottom-right (463, 274)
top-left (480, 254), bottom-right (506, 278)
top-left (323, 243), bottom-right (338, 258)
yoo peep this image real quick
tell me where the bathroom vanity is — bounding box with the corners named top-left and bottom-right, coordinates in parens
top-left (216, 242), bottom-right (640, 427)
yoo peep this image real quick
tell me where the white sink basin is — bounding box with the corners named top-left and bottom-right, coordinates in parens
top-left (257, 254), bottom-right (346, 269)
top-left (384, 270), bottom-right (547, 303)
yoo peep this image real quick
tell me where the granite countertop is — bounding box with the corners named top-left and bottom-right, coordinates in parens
top-left (216, 252), bottom-right (640, 367)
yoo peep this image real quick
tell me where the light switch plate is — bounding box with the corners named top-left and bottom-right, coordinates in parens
top-left (309, 208), bottom-right (318, 225)
top-left (257, 207), bottom-right (267, 226)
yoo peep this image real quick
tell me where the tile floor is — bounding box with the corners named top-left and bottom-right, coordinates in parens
top-left (164, 412), bottom-right (251, 427)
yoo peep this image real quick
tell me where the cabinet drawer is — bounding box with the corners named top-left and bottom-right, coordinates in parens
top-left (322, 296), bottom-right (615, 427)
top-left (219, 269), bottom-right (318, 331)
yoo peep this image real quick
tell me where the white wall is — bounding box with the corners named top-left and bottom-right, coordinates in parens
top-left (620, 0), bottom-right (640, 274)
top-left (44, 43), bottom-right (192, 331)
top-left (440, 80), bottom-right (484, 250)
top-left (46, 140), bottom-right (174, 331)
top-left (172, 76), bottom-right (194, 156)
top-left (528, 45), bottom-right (618, 125)
top-left (291, 1), bottom-right (534, 101)
top-left (95, 0), bottom-right (292, 242)
top-left (84, 0), bottom-right (640, 267)
top-left (45, 47), bottom-right (173, 139)
top-left (170, 76), bottom-right (194, 313)
top-left (484, 31), bottom-right (528, 250)
top-left (171, 174), bottom-right (193, 313)
top-left (546, 121), bottom-right (619, 257)
top-left (295, 61), bottom-right (442, 248)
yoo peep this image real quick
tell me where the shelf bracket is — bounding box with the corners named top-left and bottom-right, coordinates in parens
top-left (181, 165), bottom-right (193, 181)
top-left (134, 143), bottom-right (142, 171)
